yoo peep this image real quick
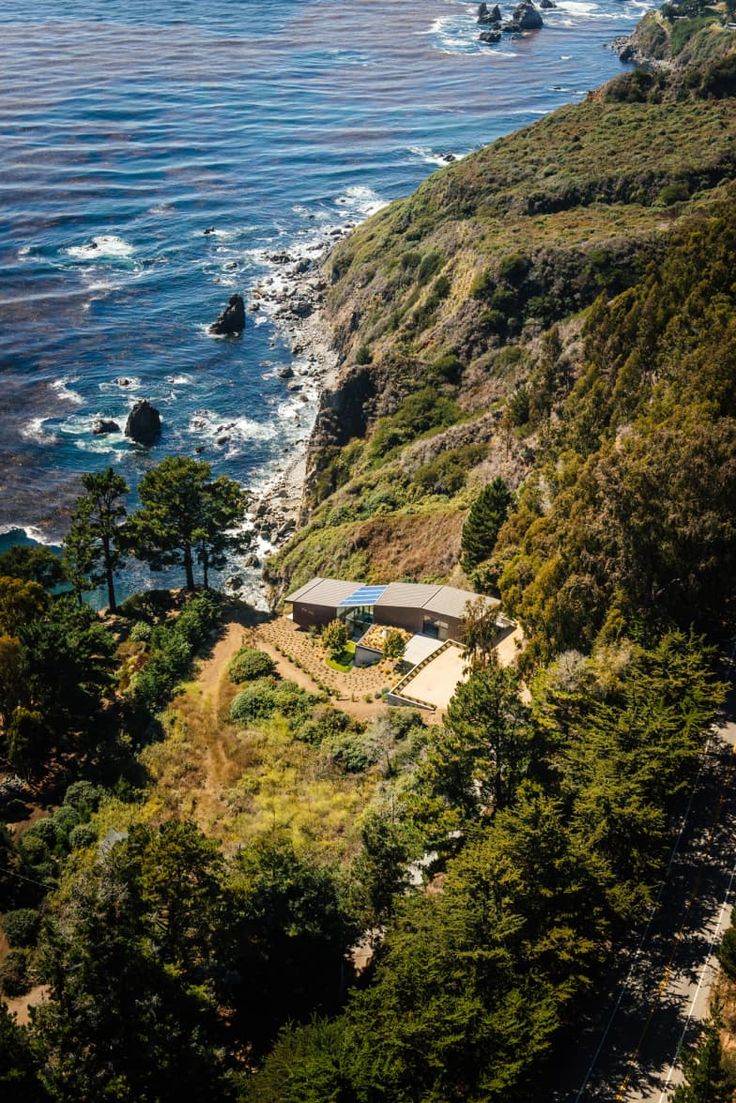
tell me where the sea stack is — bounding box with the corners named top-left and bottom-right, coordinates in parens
top-left (208, 293), bottom-right (246, 336)
top-left (125, 400), bottom-right (161, 445)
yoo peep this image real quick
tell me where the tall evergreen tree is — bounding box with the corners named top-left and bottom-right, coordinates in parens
top-left (461, 477), bottom-right (513, 574)
top-left (66, 468), bottom-right (129, 612)
top-left (125, 457), bottom-right (247, 591)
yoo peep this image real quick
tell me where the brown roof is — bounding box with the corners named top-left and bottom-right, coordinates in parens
top-left (286, 577), bottom-right (360, 607)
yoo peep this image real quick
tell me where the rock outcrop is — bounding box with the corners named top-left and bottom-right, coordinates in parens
top-left (125, 400), bottom-right (162, 445)
top-left (478, 2), bottom-right (502, 23)
top-left (92, 418), bottom-right (120, 435)
top-left (503, 2), bottom-right (543, 31)
top-left (208, 293), bottom-right (246, 336)
top-left (479, 29), bottom-right (502, 43)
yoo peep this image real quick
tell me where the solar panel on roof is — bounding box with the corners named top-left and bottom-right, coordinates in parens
top-left (339, 585), bottom-right (388, 607)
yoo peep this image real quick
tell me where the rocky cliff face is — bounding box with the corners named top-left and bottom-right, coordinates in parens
top-left (266, 14), bottom-right (736, 600)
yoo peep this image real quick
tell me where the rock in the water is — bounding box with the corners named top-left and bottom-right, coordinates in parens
top-left (203, 226), bottom-right (216, 235)
top-left (125, 400), bottom-right (162, 445)
top-left (479, 28), bottom-right (502, 42)
top-left (208, 293), bottom-right (246, 336)
top-left (478, 2), bottom-right (502, 22)
top-left (277, 365), bottom-right (295, 380)
top-left (509, 2), bottom-right (543, 28)
top-left (92, 418), bottom-right (120, 436)
top-left (539, 0), bottom-right (556, 9)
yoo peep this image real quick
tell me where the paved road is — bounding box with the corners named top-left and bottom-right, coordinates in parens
top-left (554, 715), bottom-right (736, 1103)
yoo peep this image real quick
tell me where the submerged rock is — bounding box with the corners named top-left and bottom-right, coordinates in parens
top-left (479, 29), bottom-right (502, 42)
top-left (208, 293), bottom-right (246, 336)
top-left (92, 418), bottom-right (120, 436)
top-left (125, 400), bottom-right (161, 446)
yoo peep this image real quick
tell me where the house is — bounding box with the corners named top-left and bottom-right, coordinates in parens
top-left (285, 577), bottom-right (499, 642)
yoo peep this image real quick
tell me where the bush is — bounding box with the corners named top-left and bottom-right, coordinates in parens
top-left (68, 823), bottom-right (97, 850)
top-left (63, 780), bottom-right (105, 817)
top-left (297, 706), bottom-right (362, 746)
top-left (230, 679), bottom-right (280, 724)
top-left (2, 909), bottom-right (40, 948)
top-left (321, 728), bottom-right (383, 773)
top-left (356, 344), bottom-right (372, 365)
top-left (230, 679), bottom-right (317, 726)
top-left (0, 948), bottom-right (32, 997)
top-left (229, 648), bottom-right (276, 684)
top-left (322, 620), bottom-right (349, 655)
top-left (718, 925), bottom-right (736, 980)
top-left (129, 621), bottom-right (152, 643)
top-left (383, 630), bottom-right (407, 661)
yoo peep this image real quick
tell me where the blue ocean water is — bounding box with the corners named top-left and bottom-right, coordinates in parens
top-left (0, 0), bottom-right (649, 581)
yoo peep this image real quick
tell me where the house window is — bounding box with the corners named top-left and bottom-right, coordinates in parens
top-left (422, 617), bottom-right (449, 641)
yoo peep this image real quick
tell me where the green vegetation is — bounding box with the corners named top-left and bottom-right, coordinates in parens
top-left (671, 1020), bottom-right (736, 1102)
top-left (229, 647), bottom-right (277, 683)
top-left (65, 468), bottom-right (129, 611)
top-left (461, 477), bottom-right (513, 578)
top-left (4, 17), bottom-right (736, 1103)
top-left (321, 618), bottom-right (349, 655)
top-left (125, 456), bottom-right (248, 591)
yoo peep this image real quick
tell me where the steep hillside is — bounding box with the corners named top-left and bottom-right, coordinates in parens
top-left (266, 11), bottom-right (736, 658)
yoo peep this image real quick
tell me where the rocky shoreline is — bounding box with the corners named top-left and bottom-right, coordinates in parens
top-left (235, 224), bottom-right (350, 599)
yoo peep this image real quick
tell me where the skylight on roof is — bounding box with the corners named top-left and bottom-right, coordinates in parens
top-left (339, 585), bottom-right (387, 607)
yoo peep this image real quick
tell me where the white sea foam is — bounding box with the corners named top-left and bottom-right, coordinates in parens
top-left (99, 376), bottom-right (141, 394)
top-left (67, 235), bottom-right (135, 260)
top-left (409, 146), bottom-right (469, 167)
top-left (0, 523), bottom-right (58, 546)
top-left (188, 410), bottom-right (278, 458)
top-left (166, 374), bottom-right (193, 386)
top-left (51, 376), bottom-right (84, 405)
top-left (334, 186), bottom-right (388, 217)
top-left (20, 417), bottom-right (58, 445)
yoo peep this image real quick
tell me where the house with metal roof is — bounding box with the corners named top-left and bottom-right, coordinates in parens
top-left (285, 576), bottom-right (499, 642)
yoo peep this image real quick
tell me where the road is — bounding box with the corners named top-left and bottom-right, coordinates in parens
top-left (553, 715), bottom-right (736, 1103)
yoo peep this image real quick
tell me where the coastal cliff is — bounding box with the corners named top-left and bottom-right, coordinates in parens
top-left (266, 3), bottom-right (736, 656)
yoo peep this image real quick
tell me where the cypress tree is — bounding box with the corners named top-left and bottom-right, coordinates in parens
top-left (461, 477), bottom-right (512, 572)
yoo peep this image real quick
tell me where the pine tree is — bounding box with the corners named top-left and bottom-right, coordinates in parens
top-left (66, 468), bottom-right (129, 612)
top-left (125, 457), bottom-right (247, 591)
top-left (461, 477), bottom-right (513, 574)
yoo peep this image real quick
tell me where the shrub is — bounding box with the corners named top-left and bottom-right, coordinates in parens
top-left (321, 728), bottom-right (383, 773)
top-left (297, 706), bottom-right (361, 745)
top-left (68, 823), bottom-right (97, 850)
top-left (230, 679), bottom-right (280, 724)
top-left (229, 648), bottom-right (276, 684)
top-left (63, 780), bottom-right (105, 817)
top-left (498, 253), bottom-right (529, 284)
top-left (718, 925), bottom-right (736, 980)
top-left (230, 679), bottom-right (317, 726)
top-left (657, 181), bottom-right (690, 207)
top-left (2, 909), bottom-right (40, 948)
top-left (431, 353), bottom-right (463, 384)
top-left (322, 620), bottom-right (349, 655)
top-left (383, 630), bottom-right (407, 661)
top-left (0, 948), bottom-right (32, 997)
top-left (416, 251), bottom-right (444, 285)
top-left (356, 344), bottom-right (372, 365)
top-left (129, 621), bottom-right (152, 643)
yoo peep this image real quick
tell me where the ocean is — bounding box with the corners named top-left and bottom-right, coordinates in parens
top-left (0, 0), bottom-right (649, 593)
